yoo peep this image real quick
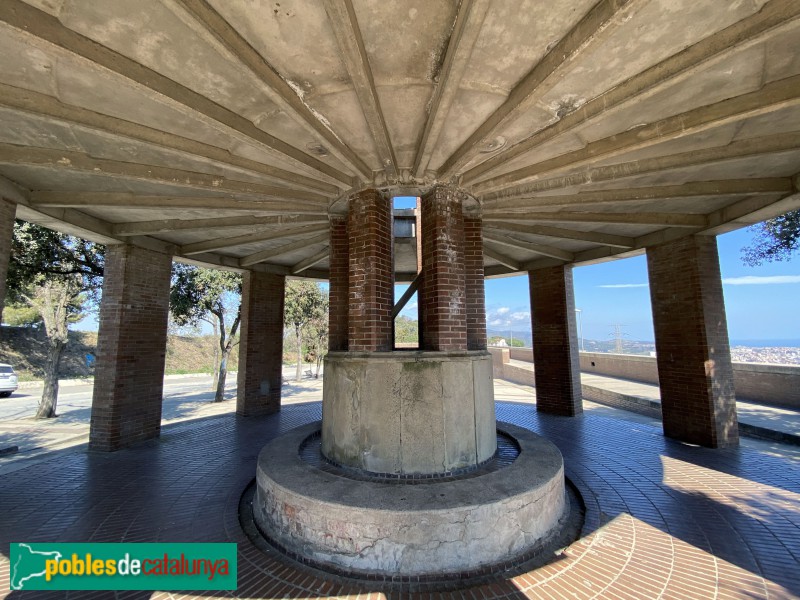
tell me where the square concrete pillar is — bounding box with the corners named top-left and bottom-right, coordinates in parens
top-left (0, 197), bottom-right (17, 319)
top-left (420, 186), bottom-right (467, 351)
top-left (348, 189), bottom-right (393, 352)
top-left (647, 235), bottom-right (738, 448)
top-left (237, 271), bottom-right (285, 416)
top-left (89, 245), bottom-right (172, 451)
top-left (328, 216), bottom-right (349, 352)
top-left (529, 265), bottom-right (583, 416)
top-left (464, 215), bottom-right (487, 350)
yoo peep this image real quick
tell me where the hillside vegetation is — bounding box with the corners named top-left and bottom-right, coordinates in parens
top-left (0, 326), bottom-right (239, 380)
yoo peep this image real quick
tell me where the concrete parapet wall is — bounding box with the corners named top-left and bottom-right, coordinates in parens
top-left (490, 347), bottom-right (800, 409)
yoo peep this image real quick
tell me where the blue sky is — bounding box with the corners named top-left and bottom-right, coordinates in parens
top-left (473, 227), bottom-right (799, 343)
top-left (393, 194), bottom-right (799, 343)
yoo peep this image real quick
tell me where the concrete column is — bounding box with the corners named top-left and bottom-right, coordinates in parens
top-left (464, 215), bottom-right (487, 350)
top-left (328, 216), bottom-right (349, 352)
top-left (348, 189), bottom-right (393, 352)
top-left (647, 235), bottom-right (738, 447)
top-left (0, 198), bottom-right (17, 319)
top-left (237, 271), bottom-right (285, 416)
top-left (89, 245), bottom-right (172, 451)
top-left (420, 186), bottom-right (467, 351)
top-left (529, 265), bottom-right (583, 416)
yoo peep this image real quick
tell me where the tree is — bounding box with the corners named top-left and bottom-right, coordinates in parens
top-left (305, 298), bottom-right (330, 379)
top-left (7, 220), bottom-right (104, 418)
top-left (742, 210), bottom-right (800, 266)
top-left (284, 281), bottom-right (327, 381)
top-left (394, 316), bottom-right (418, 345)
top-left (169, 264), bottom-right (241, 402)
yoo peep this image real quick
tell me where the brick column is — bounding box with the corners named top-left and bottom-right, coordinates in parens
top-left (529, 265), bottom-right (582, 416)
top-left (237, 271), bottom-right (285, 416)
top-left (420, 186), bottom-right (467, 351)
top-left (0, 198), bottom-right (17, 320)
top-left (89, 245), bottom-right (172, 451)
top-left (328, 216), bottom-right (349, 351)
top-left (464, 215), bottom-right (487, 350)
top-left (647, 235), bottom-right (738, 448)
top-left (348, 189), bottom-right (393, 352)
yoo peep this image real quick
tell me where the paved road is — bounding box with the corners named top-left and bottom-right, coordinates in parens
top-left (0, 367), bottom-right (324, 474)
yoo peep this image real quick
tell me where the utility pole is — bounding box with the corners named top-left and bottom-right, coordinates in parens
top-left (611, 323), bottom-right (627, 354)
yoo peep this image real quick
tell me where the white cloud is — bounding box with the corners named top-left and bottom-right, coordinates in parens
top-left (510, 311), bottom-right (530, 322)
top-left (598, 275), bottom-right (800, 288)
top-left (496, 307), bottom-right (510, 315)
top-left (488, 319), bottom-right (506, 327)
top-left (722, 275), bottom-right (800, 285)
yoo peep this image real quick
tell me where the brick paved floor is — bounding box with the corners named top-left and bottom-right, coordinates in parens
top-left (1, 399), bottom-right (799, 599)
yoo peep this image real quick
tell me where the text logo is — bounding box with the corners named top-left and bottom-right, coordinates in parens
top-left (10, 543), bottom-right (237, 591)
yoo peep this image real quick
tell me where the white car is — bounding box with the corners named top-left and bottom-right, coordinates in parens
top-left (0, 363), bottom-right (18, 397)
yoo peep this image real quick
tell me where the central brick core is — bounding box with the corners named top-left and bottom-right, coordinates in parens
top-left (328, 186), bottom-right (487, 353)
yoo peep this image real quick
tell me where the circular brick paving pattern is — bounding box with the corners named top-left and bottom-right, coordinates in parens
top-left (1, 401), bottom-right (799, 599)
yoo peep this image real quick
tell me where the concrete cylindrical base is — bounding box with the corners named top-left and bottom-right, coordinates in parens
top-left (322, 351), bottom-right (496, 475)
top-left (254, 422), bottom-right (566, 578)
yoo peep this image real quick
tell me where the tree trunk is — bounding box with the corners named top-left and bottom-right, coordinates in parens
top-left (295, 324), bottom-right (303, 381)
top-left (36, 339), bottom-right (65, 418)
top-left (213, 310), bottom-right (240, 402)
top-left (210, 321), bottom-right (220, 391)
top-left (214, 350), bottom-right (229, 402)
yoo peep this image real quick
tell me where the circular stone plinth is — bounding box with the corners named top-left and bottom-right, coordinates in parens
top-left (253, 421), bottom-right (566, 579)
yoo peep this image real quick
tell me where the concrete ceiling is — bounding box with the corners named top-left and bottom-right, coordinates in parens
top-left (0, 0), bottom-right (798, 280)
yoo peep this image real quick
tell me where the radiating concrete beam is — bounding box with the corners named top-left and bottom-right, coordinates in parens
top-left (485, 223), bottom-right (634, 248)
top-left (480, 178), bottom-right (794, 207)
top-left (0, 145), bottom-right (330, 204)
top-left (181, 223), bottom-right (329, 255)
top-left (413, 0), bottom-right (492, 178)
top-left (475, 75), bottom-right (800, 191)
top-left (0, 84), bottom-right (340, 196)
top-left (0, 0), bottom-right (352, 185)
top-left (292, 248), bottom-right (329, 274)
top-left (475, 132), bottom-right (800, 196)
top-left (439, 0), bottom-right (646, 177)
top-left (240, 232), bottom-right (330, 267)
top-left (113, 214), bottom-right (327, 236)
top-left (482, 245), bottom-right (520, 271)
top-left (483, 211), bottom-right (707, 227)
top-left (174, 0), bottom-right (371, 180)
top-left (31, 192), bottom-right (328, 214)
top-left (483, 231), bottom-right (573, 261)
top-left (464, 0), bottom-right (800, 183)
top-left (323, 0), bottom-right (397, 178)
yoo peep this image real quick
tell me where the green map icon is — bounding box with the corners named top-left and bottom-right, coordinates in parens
top-left (10, 543), bottom-right (63, 590)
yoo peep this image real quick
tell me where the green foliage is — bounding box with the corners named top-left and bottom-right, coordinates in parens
top-left (742, 210), bottom-right (800, 266)
top-left (169, 263), bottom-right (242, 327)
top-left (394, 316), bottom-right (418, 344)
top-left (2, 302), bottom-right (41, 327)
top-left (284, 280), bottom-right (327, 330)
top-left (7, 220), bottom-right (104, 305)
